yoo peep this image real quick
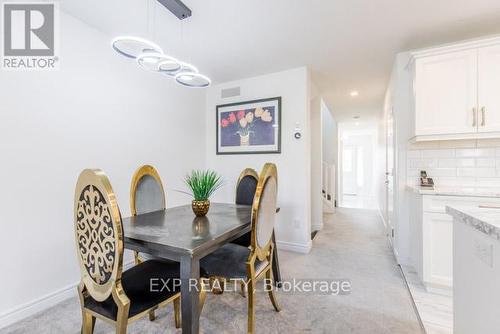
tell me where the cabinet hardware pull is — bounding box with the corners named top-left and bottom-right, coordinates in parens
top-left (481, 107), bottom-right (486, 127)
top-left (472, 108), bottom-right (477, 127)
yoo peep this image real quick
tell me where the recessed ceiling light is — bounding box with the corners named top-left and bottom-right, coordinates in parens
top-left (353, 116), bottom-right (360, 119)
top-left (350, 91), bottom-right (359, 97)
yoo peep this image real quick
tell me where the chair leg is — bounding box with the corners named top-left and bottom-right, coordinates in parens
top-left (81, 311), bottom-right (95, 334)
top-left (148, 309), bottom-right (156, 321)
top-left (266, 269), bottom-right (281, 312)
top-left (115, 317), bottom-right (127, 334)
top-left (240, 281), bottom-right (247, 298)
top-left (199, 279), bottom-right (207, 314)
top-left (247, 280), bottom-right (255, 334)
top-left (173, 296), bottom-right (181, 329)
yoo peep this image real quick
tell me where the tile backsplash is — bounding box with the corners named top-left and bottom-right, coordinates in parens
top-left (407, 140), bottom-right (500, 191)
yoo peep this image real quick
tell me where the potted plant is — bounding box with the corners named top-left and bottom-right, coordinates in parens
top-left (184, 170), bottom-right (223, 217)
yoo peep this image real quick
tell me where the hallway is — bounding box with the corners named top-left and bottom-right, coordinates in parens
top-left (1, 208), bottom-right (422, 334)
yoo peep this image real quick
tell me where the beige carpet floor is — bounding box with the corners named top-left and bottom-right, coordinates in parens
top-left (1, 208), bottom-right (423, 334)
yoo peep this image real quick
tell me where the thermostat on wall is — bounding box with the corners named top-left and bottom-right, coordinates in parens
top-left (294, 123), bottom-right (302, 139)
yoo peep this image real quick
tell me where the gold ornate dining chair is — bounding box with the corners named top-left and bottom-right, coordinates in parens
top-left (74, 169), bottom-right (181, 334)
top-left (200, 163), bottom-right (281, 333)
top-left (231, 168), bottom-right (259, 248)
top-left (130, 165), bottom-right (166, 265)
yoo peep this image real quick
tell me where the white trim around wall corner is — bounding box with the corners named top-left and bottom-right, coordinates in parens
top-left (0, 260), bottom-right (136, 330)
top-left (277, 240), bottom-right (312, 254)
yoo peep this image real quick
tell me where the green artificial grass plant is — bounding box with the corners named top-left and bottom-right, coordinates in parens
top-left (184, 170), bottom-right (223, 201)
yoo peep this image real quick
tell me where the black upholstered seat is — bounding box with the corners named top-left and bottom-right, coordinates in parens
top-left (84, 260), bottom-right (180, 320)
top-left (200, 243), bottom-right (267, 279)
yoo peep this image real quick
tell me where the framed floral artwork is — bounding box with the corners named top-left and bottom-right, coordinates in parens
top-left (216, 97), bottom-right (281, 155)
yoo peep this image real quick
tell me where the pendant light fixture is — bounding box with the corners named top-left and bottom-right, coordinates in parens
top-left (111, 36), bottom-right (163, 59)
top-left (175, 72), bottom-right (211, 88)
top-left (111, 0), bottom-right (211, 88)
top-left (162, 61), bottom-right (196, 76)
top-left (137, 52), bottom-right (181, 73)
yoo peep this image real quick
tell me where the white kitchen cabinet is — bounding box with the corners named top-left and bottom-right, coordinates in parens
top-left (414, 50), bottom-right (478, 136)
top-left (410, 37), bottom-right (500, 141)
top-left (422, 212), bottom-right (453, 289)
top-left (478, 44), bottom-right (500, 133)
top-left (408, 191), bottom-right (500, 293)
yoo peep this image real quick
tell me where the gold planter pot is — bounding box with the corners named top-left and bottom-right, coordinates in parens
top-left (192, 200), bottom-right (210, 217)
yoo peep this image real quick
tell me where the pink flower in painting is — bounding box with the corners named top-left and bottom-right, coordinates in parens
top-left (237, 110), bottom-right (245, 120)
top-left (228, 113), bottom-right (236, 123)
top-left (221, 119), bottom-right (229, 128)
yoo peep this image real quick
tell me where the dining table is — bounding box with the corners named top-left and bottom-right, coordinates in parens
top-left (121, 202), bottom-right (282, 334)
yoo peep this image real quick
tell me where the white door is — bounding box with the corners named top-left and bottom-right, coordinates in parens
top-left (342, 145), bottom-right (357, 195)
top-left (478, 45), bottom-right (500, 133)
top-left (415, 50), bottom-right (478, 136)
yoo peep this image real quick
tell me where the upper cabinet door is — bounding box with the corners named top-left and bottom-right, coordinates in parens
top-left (478, 45), bottom-right (500, 133)
top-left (415, 50), bottom-right (478, 136)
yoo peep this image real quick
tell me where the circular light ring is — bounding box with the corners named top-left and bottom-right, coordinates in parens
top-left (137, 52), bottom-right (181, 73)
top-left (111, 36), bottom-right (163, 59)
top-left (175, 72), bottom-right (211, 88)
top-left (158, 57), bottom-right (182, 73)
top-left (164, 61), bottom-right (198, 77)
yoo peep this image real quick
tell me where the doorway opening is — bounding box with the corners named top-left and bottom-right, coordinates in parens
top-left (338, 121), bottom-right (378, 209)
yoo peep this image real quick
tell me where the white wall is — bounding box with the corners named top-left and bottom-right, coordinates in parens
top-left (310, 93), bottom-right (323, 231)
top-left (376, 113), bottom-right (388, 224)
top-left (381, 52), bottom-right (414, 265)
top-left (0, 12), bottom-right (206, 327)
top-left (205, 67), bottom-right (312, 253)
top-left (321, 100), bottom-right (338, 205)
top-left (321, 101), bottom-right (338, 166)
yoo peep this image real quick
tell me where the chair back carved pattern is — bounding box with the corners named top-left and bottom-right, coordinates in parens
top-left (74, 169), bottom-right (123, 302)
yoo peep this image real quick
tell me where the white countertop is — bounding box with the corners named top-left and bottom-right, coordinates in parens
top-left (406, 185), bottom-right (500, 198)
top-left (446, 205), bottom-right (500, 242)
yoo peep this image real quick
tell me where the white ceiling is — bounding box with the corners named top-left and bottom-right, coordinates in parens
top-left (61, 0), bottom-right (500, 121)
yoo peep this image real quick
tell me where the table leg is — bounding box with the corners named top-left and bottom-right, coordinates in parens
top-left (180, 255), bottom-right (200, 334)
top-left (271, 232), bottom-right (282, 287)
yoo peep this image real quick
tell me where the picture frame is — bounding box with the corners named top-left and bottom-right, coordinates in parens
top-left (216, 97), bottom-right (281, 155)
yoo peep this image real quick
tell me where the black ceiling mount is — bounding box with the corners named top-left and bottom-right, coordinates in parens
top-left (157, 0), bottom-right (192, 20)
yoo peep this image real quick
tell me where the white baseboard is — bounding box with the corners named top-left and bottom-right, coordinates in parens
top-left (377, 207), bottom-right (387, 229)
top-left (424, 283), bottom-right (453, 297)
top-left (322, 198), bottom-right (335, 213)
top-left (277, 240), bottom-right (312, 254)
top-left (0, 260), bottom-right (135, 330)
top-left (0, 282), bottom-right (77, 330)
top-left (311, 222), bottom-right (323, 231)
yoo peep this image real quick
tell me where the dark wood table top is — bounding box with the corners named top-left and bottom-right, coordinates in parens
top-left (122, 203), bottom-right (252, 259)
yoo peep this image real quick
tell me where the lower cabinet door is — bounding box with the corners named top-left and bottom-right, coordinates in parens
top-left (422, 212), bottom-right (453, 289)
